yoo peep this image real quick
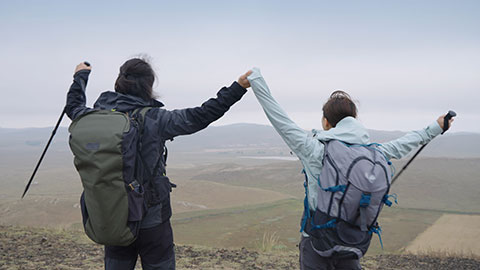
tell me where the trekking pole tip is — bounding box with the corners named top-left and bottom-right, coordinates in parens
top-left (21, 188), bottom-right (28, 199)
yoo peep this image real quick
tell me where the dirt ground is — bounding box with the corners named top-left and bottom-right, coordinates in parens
top-left (1, 225), bottom-right (479, 270)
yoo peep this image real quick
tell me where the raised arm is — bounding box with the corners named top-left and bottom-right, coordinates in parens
top-left (378, 115), bottom-right (451, 160)
top-left (65, 62), bottom-right (93, 120)
top-left (247, 68), bottom-right (319, 160)
top-left (160, 79), bottom-right (248, 140)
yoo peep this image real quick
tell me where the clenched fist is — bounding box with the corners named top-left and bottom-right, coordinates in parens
top-left (437, 114), bottom-right (454, 130)
top-left (237, 70), bottom-right (252, 89)
top-left (74, 62), bottom-right (92, 73)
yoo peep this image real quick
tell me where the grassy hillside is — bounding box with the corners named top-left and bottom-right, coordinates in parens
top-left (184, 158), bottom-right (480, 213)
top-left (170, 199), bottom-right (453, 254)
top-left (2, 157), bottom-right (480, 255)
top-left (1, 124), bottom-right (479, 263)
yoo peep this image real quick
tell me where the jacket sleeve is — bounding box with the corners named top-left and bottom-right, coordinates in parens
top-left (65, 70), bottom-right (92, 120)
top-left (378, 122), bottom-right (443, 160)
top-left (247, 68), bottom-right (320, 161)
top-left (160, 82), bottom-right (247, 140)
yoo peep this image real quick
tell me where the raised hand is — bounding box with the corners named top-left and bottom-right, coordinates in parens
top-left (437, 114), bottom-right (454, 130)
top-left (75, 62), bottom-right (92, 73)
top-left (237, 70), bottom-right (253, 89)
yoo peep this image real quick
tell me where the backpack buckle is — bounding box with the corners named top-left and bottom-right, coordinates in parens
top-left (128, 180), bottom-right (140, 192)
top-left (359, 193), bottom-right (371, 208)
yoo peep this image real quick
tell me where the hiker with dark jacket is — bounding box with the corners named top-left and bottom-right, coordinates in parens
top-left (246, 68), bottom-right (454, 270)
top-left (66, 58), bottom-right (251, 270)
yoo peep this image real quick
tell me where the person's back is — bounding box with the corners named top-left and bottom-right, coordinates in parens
top-left (246, 68), bottom-right (453, 270)
top-left (66, 58), bottom-right (252, 270)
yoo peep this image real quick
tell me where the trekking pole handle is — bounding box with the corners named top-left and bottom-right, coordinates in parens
top-left (83, 61), bottom-right (91, 67)
top-left (441, 110), bottom-right (456, 135)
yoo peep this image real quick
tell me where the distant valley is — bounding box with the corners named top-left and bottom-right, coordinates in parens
top-left (1, 123), bottom-right (479, 255)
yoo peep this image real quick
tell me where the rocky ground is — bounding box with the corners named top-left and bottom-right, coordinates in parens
top-left (1, 225), bottom-right (479, 270)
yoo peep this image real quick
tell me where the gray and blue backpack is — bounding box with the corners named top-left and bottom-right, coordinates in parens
top-left (302, 140), bottom-right (396, 259)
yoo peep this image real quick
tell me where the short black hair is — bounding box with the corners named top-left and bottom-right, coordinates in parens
top-left (322, 90), bottom-right (357, 127)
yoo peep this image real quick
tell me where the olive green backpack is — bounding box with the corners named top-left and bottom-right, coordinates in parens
top-left (69, 108), bottom-right (150, 246)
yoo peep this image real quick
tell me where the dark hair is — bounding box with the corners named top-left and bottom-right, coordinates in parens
top-left (322, 90), bottom-right (357, 127)
top-left (115, 58), bottom-right (156, 101)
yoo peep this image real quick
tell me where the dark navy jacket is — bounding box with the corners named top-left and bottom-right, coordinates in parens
top-left (66, 69), bottom-right (247, 228)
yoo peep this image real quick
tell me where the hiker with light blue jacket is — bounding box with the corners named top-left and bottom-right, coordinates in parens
top-left (246, 68), bottom-right (453, 270)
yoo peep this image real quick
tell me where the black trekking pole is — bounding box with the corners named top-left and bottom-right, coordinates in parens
top-left (391, 110), bottom-right (456, 185)
top-left (21, 61), bottom-right (90, 199)
top-left (21, 107), bottom-right (67, 198)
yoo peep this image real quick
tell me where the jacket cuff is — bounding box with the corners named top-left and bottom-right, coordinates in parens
top-left (73, 69), bottom-right (91, 79)
top-left (230, 81), bottom-right (248, 97)
top-left (247, 67), bottom-right (262, 81)
top-left (426, 121), bottom-right (443, 137)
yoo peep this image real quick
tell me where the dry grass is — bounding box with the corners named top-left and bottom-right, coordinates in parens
top-left (405, 214), bottom-right (480, 256)
top-left (257, 231), bottom-right (281, 252)
top-left (171, 180), bottom-right (292, 213)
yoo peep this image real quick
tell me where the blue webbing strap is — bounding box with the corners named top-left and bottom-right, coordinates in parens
top-left (324, 185), bottom-right (347, 193)
top-left (359, 193), bottom-right (371, 231)
top-left (300, 169), bottom-right (310, 232)
top-left (370, 225), bottom-right (384, 249)
top-left (382, 194), bottom-right (398, 207)
top-left (339, 141), bottom-right (395, 177)
top-left (310, 218), bottom-right (337, 231)
top-left (316, 175), bottom-right (346, 193)
top-left (300, 169), bottom-right (341, 232)
top-left (300, 169), bottom-right (345, 232)
top-left (359, 193), bottom-right (371, 207)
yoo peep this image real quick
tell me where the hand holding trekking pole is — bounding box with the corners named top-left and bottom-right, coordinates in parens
top-left (75, 61), bottom-right (91, 73)
top-left (22, 61), bottom-right (91, 199)
top-left (437, 110), bottom-right (456, 134)
top-left (391, 110), bottom-right (456, 185)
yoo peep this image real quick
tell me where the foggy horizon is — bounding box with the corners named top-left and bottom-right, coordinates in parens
top-left (1, 1), bottom-right (478, 132)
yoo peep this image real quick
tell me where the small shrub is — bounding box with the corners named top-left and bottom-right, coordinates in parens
top-left (257, 231), bottom-right (282, 252)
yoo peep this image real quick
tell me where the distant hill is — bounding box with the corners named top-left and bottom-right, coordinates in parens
top-left (0, 127), bottom-right (69, 152)
top-left (1, 123), bottom-right (478, 158)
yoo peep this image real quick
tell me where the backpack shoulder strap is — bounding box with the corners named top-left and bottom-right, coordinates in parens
top-left (131, 107), bottom-right (168, 187)
top-left (132, 107), bottom-right (151, 127)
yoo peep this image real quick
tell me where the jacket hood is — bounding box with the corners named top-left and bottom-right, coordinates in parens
top-left (93, 91), bottom-right (164, 112)
top-left (313, 116), bottom-right (370, 145)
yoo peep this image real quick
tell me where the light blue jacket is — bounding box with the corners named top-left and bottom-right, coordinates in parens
top-left (247, 68), bottom-right (443, 214)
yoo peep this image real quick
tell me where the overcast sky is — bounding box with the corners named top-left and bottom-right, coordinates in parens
top-left (1, 0), bottom-right (478, 133)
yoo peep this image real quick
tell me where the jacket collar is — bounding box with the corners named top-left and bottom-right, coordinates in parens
top-left (93, 91), bottom-right (164, 112)
top-left (313, 117), bottom-right (370, 145)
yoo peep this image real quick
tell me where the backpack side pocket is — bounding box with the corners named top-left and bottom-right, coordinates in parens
top-left (126, 180), bottom-right (145, 222)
